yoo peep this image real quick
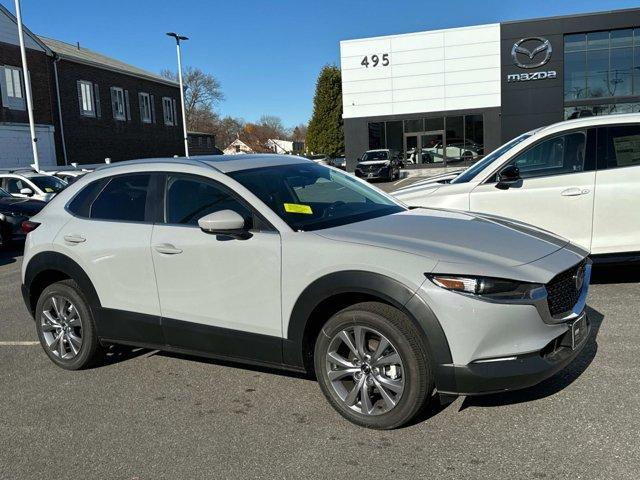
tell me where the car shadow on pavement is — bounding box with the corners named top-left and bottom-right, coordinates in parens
top-left (0, 246), bottom-right (21, 266)
top-left (158, 351), bottom-right (314, 381)
top-left (458, 305), bottom-right (604, 411)
top-left (591, 263), bottom-right (640, 284)
top-left (98, 344), bottom-right (157, 367)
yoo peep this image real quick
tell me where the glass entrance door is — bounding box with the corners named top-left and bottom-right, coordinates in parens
top-left (419, 131), bottom-right (444, 164)
top-left (405, 135), bottom-right (418, 164)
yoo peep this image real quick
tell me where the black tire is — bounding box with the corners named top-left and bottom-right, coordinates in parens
top-left (35, 279), bottom-right (104, 370)
top-left (314, 302), bottom-right (433, 429)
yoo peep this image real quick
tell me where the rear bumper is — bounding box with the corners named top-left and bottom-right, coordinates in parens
top-left (437, 314), bottom-right (590, 395)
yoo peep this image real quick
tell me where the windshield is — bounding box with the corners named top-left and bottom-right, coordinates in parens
top-left (0, 187), bottom-right (9, 198)
top-left (229, 163), bottom-right (404, 231)
top-left (361, 151), bottom-right (389, 161)
top-left (450, 133), bottom-right (533, 184)
top-left (29, 175), bottom-right (67, 193)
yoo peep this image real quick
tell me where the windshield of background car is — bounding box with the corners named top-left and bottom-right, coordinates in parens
top-left (361, 151), bottom-right (389, 161)
top-left (29, 175), bottom-right (67, 193)
top-left (0, 187), bottom-right (10, 198)
top-left (450, 133), bottom-right (533, 184)
top-left (229, 163), bottom-right (405, 231)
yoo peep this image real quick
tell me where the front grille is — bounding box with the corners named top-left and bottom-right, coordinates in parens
top-left (546, 259), bottom-right (586, 316)
top-left (358, 164), bottom-right (380, 173)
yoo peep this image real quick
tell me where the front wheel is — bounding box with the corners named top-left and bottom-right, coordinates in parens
top-left (314, 302), bottom-right (433, 429)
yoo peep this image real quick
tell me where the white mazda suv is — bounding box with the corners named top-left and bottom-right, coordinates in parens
top-left (21, 155), bottom-right (591, 429)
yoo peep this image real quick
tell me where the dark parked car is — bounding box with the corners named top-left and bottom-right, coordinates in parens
top-left (355, 149), bottom-right (401, 181)
top-left (0, 187), bottom-right (46, 248)
top-left (330, 155), bottom-right (346, 170)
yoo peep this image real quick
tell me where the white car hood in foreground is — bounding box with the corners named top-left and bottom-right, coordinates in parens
top-left (315, 208), bottom-right (586, 282)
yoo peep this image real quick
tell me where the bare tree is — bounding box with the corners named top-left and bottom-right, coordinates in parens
top-left (162, 67), bottom-right (224, 131)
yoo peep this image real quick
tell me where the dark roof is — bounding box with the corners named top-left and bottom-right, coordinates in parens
top-left (39, 36), bottom-right (178, 87)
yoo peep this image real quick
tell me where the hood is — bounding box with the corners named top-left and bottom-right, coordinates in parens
top-left (0, 196), bottom-right (46, 215)
top-left (315, 208), bottom-right (572, 271)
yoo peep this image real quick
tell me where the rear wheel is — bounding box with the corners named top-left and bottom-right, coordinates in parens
top-left (314, 302), bottom-right (433, 429)
top-left (35, 280), bottom-right (104, 370)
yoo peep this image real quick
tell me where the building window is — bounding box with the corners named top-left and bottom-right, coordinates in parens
top-left (76, 80), bottom-right (100, 117)
top-left (139, 92), bottom-right (152, 123)
top-left (163, 97), bottom-right (176, 126)
top-left (564, 28), bottom-right (637, 102)
top-left (111, 87), bottom-right (126, 120)
top-left (1, 66), bottom-right (25, 110)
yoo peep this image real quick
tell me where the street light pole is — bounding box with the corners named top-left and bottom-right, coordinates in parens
top-left (14, 0), bottom-right (39, 170)
top-left (166, 32), bottom-right (189, 158)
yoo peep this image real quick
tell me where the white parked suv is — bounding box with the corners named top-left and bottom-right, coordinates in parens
top-left (0, 171), bottom-right (68, 202)
top-left (395, 114), bottom-right (640, 260)
top-left (22, 155), bottom-right (591, 429)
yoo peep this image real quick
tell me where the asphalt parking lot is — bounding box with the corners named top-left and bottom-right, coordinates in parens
top-left (1, 243), bottom-right (639, 479)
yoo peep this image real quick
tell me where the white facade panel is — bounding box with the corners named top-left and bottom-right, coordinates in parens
top-left (393, 86), bottom-right (445, 103)
top-left (445, 93), bottom-right (501, 111)
top-left (0, 124), bottom-right (57, 169)
top-left (343, 90), bottom-right (393, 106)
top-left (342, 78), bottom-right (392, 94)
top-left (390, 32), bottom-right (444, 51)
top-left (444, 68), bottom-right (500, 85)
top-left (340, 23), bottom-right (500, 119)
top-left (392, 73), bottom-right (444, 90)
top-left (392, 48), bottom-right (445, 64)
top-left (393, 98), bottom-right (446, 115)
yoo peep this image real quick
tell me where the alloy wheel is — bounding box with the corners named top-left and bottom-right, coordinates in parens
top-left (40, 295), bottom-right (83, 360)
top-left (325, 326), bottom-right (405, 416)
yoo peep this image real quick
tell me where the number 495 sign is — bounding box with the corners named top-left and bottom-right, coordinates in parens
top-left (361, 54), bottom-right (390, 68)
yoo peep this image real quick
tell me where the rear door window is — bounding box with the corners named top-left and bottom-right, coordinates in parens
top-left (89, 174), bottom-right (152, 222)
top-left (597, 124), bottom-right (640, 170)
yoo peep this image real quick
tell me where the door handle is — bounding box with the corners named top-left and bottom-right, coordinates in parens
top-left (561, 187), bottom-right (590, 197)
top-left (153, 243), bottom-right (183, 255)
top-left (63, 234), bottom-right (86, 244)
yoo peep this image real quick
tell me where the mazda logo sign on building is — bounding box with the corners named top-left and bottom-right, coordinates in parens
top-left (511, 37), bottom-right (553, 69)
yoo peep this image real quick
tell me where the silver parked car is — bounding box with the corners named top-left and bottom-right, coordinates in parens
top-left (21, 155), bottom-right (590, 429)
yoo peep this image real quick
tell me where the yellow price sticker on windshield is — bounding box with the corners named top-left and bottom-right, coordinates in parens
top-left (44, 187), bottom-right (54, 193)
top-left (284, 203), bottom-right (313, 214)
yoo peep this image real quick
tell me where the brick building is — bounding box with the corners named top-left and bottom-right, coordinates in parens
top-left (0, 4), bottom-right (184, 168)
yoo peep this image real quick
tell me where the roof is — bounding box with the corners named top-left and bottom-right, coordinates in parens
top-left (91, 154), bottom-right (313, 175)
top-left (0, 4), bottom-right (52, 54)
top-left (537, 113), bottom-right (640, 136)
top-left (39, 36), bottom-right (178, 87)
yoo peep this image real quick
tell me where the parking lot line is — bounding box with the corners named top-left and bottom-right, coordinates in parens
top-left (0, 341), bottom-right (39, 346)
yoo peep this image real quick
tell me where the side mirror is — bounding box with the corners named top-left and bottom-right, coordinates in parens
top-left (496, 165), bottom-right (521, 190)
top-left (198, 210), bottom-right (251, 240)
top-left (19, 187), bottom-right (34, 196)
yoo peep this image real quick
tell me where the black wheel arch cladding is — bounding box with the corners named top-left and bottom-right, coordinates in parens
top-left (284, 270), bottom-right (453, 390)
top-left (23, 251), bottom-right (102, 316)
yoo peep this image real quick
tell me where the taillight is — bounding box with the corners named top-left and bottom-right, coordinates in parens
top-left (21, 220), bottom-right (40, 234)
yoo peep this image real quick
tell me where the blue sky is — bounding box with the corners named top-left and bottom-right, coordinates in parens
top-left (7, 0), bottom-right (640, 127)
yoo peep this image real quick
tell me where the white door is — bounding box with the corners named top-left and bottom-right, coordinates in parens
top-left (56, 173), bottom-right (162, 342)
top-left (150, 174), bottom-right (282, 362)
top-left (470, 130), bottom-right (596, 250)
top-left (591, 124), bottom-right (640, 255)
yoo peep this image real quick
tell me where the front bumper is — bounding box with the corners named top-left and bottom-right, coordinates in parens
top-left (355, 166), bottom-right (391, 180)
top-left (438, 312), bottom-right (590, 395)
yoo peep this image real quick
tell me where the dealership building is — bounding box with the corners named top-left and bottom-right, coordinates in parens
top-left (340, 7), bottom-right (640, 170)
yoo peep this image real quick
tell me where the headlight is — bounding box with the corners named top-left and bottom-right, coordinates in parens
top-left (426, 274), bottom-right (541, 300)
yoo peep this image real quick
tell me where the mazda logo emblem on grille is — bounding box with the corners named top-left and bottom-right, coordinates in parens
top-left (511, 37), bottom-right (553, 69)
top-left (573, 266), bottom-right (585, 292)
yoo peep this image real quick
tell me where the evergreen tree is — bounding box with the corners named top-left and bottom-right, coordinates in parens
top-left (306, 65), bottom-right (344, 156)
